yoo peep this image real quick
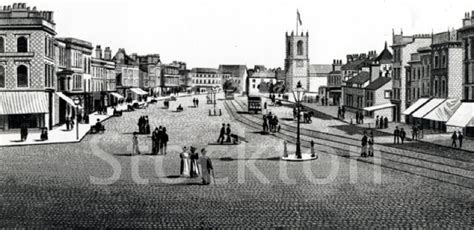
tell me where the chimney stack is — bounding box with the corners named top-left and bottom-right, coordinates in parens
top-left (104, 47), bottom-right (112, 60)
top-left (95, 45), bottom-right (102, 59)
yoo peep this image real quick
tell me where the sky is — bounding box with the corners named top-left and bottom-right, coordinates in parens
top-left (5, 0), bottom-right (474, 68)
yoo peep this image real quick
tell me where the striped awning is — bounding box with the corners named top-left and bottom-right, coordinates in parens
top-left (55, 92), bottom-right (75, 107)
top-left (130, 88), bottom-right (148, 95)
top-left (110, 92), bottom-right (124, 100)
top-left (0, 91), bottom-right (48, 115)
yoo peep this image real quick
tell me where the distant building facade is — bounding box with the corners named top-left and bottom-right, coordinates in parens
top-left (218, 65), bottom-right (247, 93)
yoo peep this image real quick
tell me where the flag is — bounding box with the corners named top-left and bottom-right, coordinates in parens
top-left (297, 10), bottom-right (302, 26)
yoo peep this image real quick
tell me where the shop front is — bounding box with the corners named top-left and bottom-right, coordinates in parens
top-left (0, 91), bottom-right (49, 131)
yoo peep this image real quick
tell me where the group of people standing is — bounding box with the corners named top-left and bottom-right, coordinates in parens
top-left (451, 131), bottom-right (464, 148)
top-left (360, 130), bottom-right (375, 157)
top-left (192, 98), bottom-right (200, 107)
top-left (393, 126), bottom-right (407, 144)
top-left (337, 106), bottom-right (346, 119)
top-left (411, 122), bottom-right (424, 140)
top-left (180, 146), bottom-right (214, 185)
top-left (262, 112), bottom-right (280, 133)
top-left (151, 126), bottom-right (169, 155)
top-left (375, 116), bottom-right (389, 129)
top-left (217, 123), bottom-right (232, 144)
top-left (138, 116), bottom-right (150, 134)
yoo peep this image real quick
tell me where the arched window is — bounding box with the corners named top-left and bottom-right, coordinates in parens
top-left (17, 65), bottom-right (28, 87)
top-left (17, 36), bottom-right (28, 53)
top-left (0, 37), bottom-right (4, 53)
top-left (286, 41), bottom-right (291, 56)
top-left (0, 66), bottom-right (5, 88)
top-left (297, 40), bottom-right (304, 55)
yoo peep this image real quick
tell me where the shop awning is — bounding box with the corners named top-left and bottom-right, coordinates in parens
top-left (110, 92), bottom-right (124, 100)
top-left (363, 103), bottom-right (395, 112)
top-left (55, 92), bottom-right (76, 107)
top-left (0, 91), bottom-right (48, 115)
top-left (412, 98), bottom-right (446, 118)
top-left (446, 103), bottom-right (474, 127)
top-left (130, 88), bottom-right (148, 95)
top-left (402, 98), bottom-right (431, 115)
top-left (423, 98), bottom-right (461, 122)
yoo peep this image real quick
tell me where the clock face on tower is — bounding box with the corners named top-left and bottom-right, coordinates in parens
top-left (297, 60), bottom-right (304, 67)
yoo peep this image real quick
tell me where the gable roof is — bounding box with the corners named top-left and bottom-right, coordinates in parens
top-left (346, 71), bottom-right (370, 84)
top-left (341, 58), bottom-right (372, 70)
top-left (365, 77), bottom-right (391, 90)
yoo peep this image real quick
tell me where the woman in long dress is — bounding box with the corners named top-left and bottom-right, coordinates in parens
top-left (132, 132), bottom-right (140, 155)
top-left (180, 146), bottom-right (190, 177)
top-left (189, 147), bottom-right (199, 177)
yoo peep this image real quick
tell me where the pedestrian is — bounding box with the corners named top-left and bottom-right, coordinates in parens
top-left (360, 112), bottom-right (364, 124)
top-left (355, 111), bottom-right (360, 124)
top-left (160, 127), bottom-right (168, 155)
top-left (384, 117), bottom-right (388, 129)
top-left (361, 131), bottom-right (368, 157)
top-left (400, 128), bottom-right (406, 144)
top-left (20, 123), bottom-right (26, 141)
top-left (458, 130), bottom-right (464, 148)
top-left (342, 106), bottom-right (345, 119)
top-left (337, 107), bottom-right (341, 119)
top-left (193, 98), bottom-right (196, 107)
top-left (394, 126), bottom-right (400, 144)
top-left (217, 123), bottom-right (226, 144)
top-left (273, 115), bottom-right (279, 132)
top-left (132, 132), bottom-right (140, 155)
top-left (451, 131), bottom-right (458, 148)
top-left (368, 131), bottom-right (374, 157)
top-left (411, 125), bottom-right (416, 140)
top-left (145, 116), bottom-right (150, 134)
top-left (152, 128), bottom-right (159, 155)
top-left (65, 116), bottom-right (70, 131)
top-left (262, 115), bottom-right (268, 133)
top-left (418, 122), bottom-right (424, 139)
top-left (157, 126), bottom-right (163, 154)
top-left (226, 123), bottom-right (231, 142)
top-left (375, 116), bottom-right (379, 129)
top-left (180, 146), bottom-right (190, 177)
top-left (138, 116), bottom-right (143, 133)
top-left (189, 146), bottom-right (199, 177)
top-left (196, 98), bottom-right (199, 107)
top-left (199, 148), bottom-right (214, 185)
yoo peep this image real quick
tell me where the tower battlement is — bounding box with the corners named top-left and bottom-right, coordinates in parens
top-left (286, 31), bottom-right (309, 38)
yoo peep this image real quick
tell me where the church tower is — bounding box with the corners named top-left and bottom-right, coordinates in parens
top-left (285, 31), bottom-right (310, 91)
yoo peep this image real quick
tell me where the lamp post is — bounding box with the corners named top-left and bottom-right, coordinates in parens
top-left (292, 81), bottom-right (306, 159)
top-left (72, 96), bottom-right (81, 140)
top-left (213, 88), bottom-right (217, 109)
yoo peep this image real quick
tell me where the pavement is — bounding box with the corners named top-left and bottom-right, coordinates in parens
top-left (0, 93), bottom-right (472, 228)
top-left (301, 102), bottom-right (474, 152)
top-left (0, 93), bottom-right (194, 147)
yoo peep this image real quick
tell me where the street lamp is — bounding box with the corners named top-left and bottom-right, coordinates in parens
top-left (213, 88), bottom-right (217, 109)
top-left (72, 96), bottom-right (81, 140)
top-left (292, 81), bottom-right (306, 159)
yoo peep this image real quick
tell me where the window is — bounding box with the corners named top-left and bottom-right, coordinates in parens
top-left (0, 37), bottom-right (4, 53)
top-left (17, 36), bottom-right (28, 52)
top-left (470, 38), bottom-right (474, 60)
top-left (17, 65), bottom-right (28, 87)
top-left (44, 64), bottom-right (54, 88)
top-left (384, 90), bottom-right (391, 99)
top-left (434, 55), bottom-right (439, 68)
top-left (434, 80), bottom-right (438, 96)
top-left (0, 66), bottom-right (4, 88)
top-left (442, 53), bottom-right (446, 67)
top-left (73, 75), bottom-right (82, 90)
top-left (297, 40), bottom-right (304, 55)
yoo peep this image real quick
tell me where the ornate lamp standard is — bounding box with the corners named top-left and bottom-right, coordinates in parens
top-left (292, 81), bottom-right (306, 159)
top-left (72, 96), bottom-right (81, 140)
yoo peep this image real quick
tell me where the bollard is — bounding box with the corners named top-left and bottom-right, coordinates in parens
top-left (219, 109), bottom-right (222, 116)
top-left (311, 140), bottom-right (315, 157)
top-left (283, 140), bottom-right (288, 158)
top-left (209, 109), bottom-right (211, 116)
top-left (214, 109), bottom-right (216, 116)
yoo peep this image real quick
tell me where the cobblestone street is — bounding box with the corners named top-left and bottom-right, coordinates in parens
top-left (0, 95), bottom-right (472, 228)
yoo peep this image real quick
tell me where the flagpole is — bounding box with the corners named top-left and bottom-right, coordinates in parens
top-left (296, 9), bottom-right (298, 35)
